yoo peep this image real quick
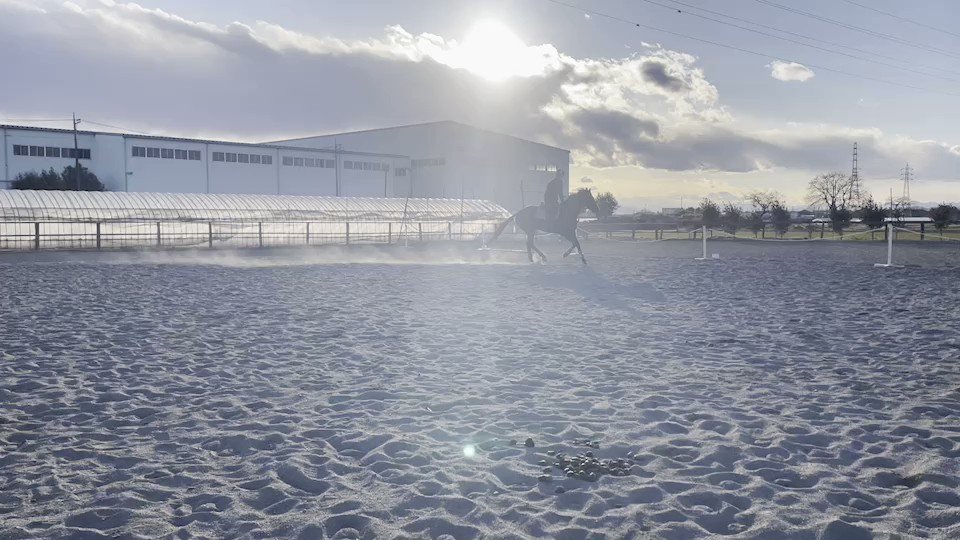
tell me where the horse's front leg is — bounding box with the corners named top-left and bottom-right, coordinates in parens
top-left (573, 237), bottom-right (587, 265)
top-left (562, 244), bottom-right (576, 258)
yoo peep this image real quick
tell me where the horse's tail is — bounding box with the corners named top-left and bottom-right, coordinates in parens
top-left (489, 212), bottom-right (518, 244)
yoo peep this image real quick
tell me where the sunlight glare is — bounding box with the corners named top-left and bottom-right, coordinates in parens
top-left (456, 20), bottom-right (542, 81)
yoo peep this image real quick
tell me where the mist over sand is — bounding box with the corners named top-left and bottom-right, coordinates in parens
top-left (1, 240), bottom-right (959, 538)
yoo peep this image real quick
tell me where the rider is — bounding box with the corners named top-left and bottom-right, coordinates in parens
top-left (541, 169), bottom-right (564, 227)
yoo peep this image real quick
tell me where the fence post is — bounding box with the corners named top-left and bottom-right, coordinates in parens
top-left (387, 222), bottom-right (392, 244)
top-left (695, 225), bottom-right (708, 260)
top-left (631, 229), bottom-right (636, 240)
top-left (34, 222), bottom-right (40, 250)
top-left (418, 222), bottom-right (423, 242)
top-left (306, 222), bottom-right (311, 245)
top-left (448, 222), bottom-right (452, 240)
top-left (208, 222), bottom-right (213, 248)
top-left (258, 222), bottom-right (263, 248)
top-left (96, 222), bottom-right (101, 250)
top-left (346, 222), bottom-right (350, 245)
top-left (920, 222), bottom-right (925, 241)
top-left (156, 222), bottom-right (161, 246)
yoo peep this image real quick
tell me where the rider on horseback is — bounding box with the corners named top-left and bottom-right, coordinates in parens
top-left (541, 169), bottom-right (564, 229)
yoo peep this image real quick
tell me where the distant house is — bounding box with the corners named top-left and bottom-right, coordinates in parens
top-left (661, 207), bottom-right (683, 216)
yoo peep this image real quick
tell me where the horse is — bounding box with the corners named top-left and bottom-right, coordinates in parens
top-left (488, 188), bottom-right (599, 264)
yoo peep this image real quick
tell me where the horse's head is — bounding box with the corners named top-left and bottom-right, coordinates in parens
top-left (575, 187), bottom-right (600, 216)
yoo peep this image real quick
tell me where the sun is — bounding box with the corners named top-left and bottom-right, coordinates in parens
top-left (456, 20), bottom-right (538, 81)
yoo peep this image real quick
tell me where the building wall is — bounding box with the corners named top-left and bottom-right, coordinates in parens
top-left (2, 127), bottom-right (409, 197)
top-left (126, 138), bottom-right (209, 193)
top-left (275, 122), bottom-right (569, 211)
top-left (1, 127), bottom-right (102, 188)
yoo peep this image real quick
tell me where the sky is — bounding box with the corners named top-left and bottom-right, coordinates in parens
top-left (2, 0), bottom-right (959, 212)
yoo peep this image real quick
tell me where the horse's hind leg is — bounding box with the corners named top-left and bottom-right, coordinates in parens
top-left (526, 234), bottom-right (535, 263)
top-left (531, 238), bottom-right (547, 262)
top-left (562, 244), bottom-right (576, 258)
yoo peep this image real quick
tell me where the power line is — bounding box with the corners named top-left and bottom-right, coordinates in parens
top-left (753, 0), bottom-right (960, 61)
top-left (652, 0), bottom-right (960, 79)
top-left (542, 0), bottom-right (960, 98)
top-left (636, 0), bottom-right (960, 84)
top-left (0, 118), bottom-right (72, 123)
top-left (83, 120), bottom-right (151, 135)
top-left (839, 0), bottom-right (960, 40)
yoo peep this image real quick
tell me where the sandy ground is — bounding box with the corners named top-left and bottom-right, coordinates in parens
top-left (1, 239), bottom-right (959, 539)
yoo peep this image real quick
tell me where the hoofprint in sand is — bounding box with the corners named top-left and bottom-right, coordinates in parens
top-left (1, 240), bottom-right (959, 539)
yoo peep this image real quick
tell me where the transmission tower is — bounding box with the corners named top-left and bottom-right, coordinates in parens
top-left (900, 162), bottom-right (913, 209)
top-left (850, 142), bottom-right (861, 200)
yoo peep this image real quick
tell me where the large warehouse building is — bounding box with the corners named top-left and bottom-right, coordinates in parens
top-left (0, 121), bottom-right (569, 211)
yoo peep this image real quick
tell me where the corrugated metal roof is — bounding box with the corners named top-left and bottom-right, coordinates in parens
top-left (269, 120), bottom-right (570, 153)
top-left (0, 190), bottom-right (509, 223)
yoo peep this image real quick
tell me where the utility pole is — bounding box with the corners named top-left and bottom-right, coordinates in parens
top-left (334, 140), bottom-right (342, 197)
top-left (72, 113), bottom-right (82, 190)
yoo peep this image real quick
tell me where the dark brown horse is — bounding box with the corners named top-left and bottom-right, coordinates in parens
top-left (488, 188), bottom-right (599, 264)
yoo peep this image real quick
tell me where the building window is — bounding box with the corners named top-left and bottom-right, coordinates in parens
top-left (225, 153), bottom-right (237, 163)
top-left (212, 152), bottom-right (225, 162)
top-left (45, 147), bottom-right (60, 158)
top-left (78, 149), bottom-right (91, 160)
top-left (344, 161), bottom-right (354, 170)
top-left (304, 158), bottom-right (315, 167)
top-left (147, 147), bottom-right (160, 158)
top-left (132, 146), bottom-right (146, 157)
top-left (160, 148), bottom-right (174, 159)
top-left (29, 145), bottom-right (42, 156)
top-left (174, 149), bottom-right (187, 160)
top-left (282, 156), bottom-right (293, 166)
top-left (293, 157), bottom-right (304, 167)
top-left (12, 145), bottom-right (27, 156)
top-left (395, 168), bottom-right (407, 177)
top-left (262, 155), bottom-right (273, 165)
top-left (250, 154), bottom-right (261, 164)
top-left (324, 159), bottom-right (335, 168)
top-left (188, 150), bottom-right (201, 161)
top-left (238, 153), bottom-right (249, 163)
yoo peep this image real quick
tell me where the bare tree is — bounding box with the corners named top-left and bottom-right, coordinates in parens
top-left (807, 172), bottom-right (858, 234)
top-left (747, 190), bottom-right (780, 214)
top-left (746, 190), bottom-right (785, 238)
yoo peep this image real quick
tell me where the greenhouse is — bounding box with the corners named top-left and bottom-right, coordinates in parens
top-left (0, 190), bottom-right (510, 250)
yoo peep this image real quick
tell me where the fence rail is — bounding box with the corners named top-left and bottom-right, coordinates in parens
top-left (0, 219), bottom-right (503, 251)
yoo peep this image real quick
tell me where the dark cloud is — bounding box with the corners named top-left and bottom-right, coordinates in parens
top-left (640, 61), bottom-right (688, 92)
top-left (580, 176), bottom-right (593, 183)
top-left (568, 108), bottom-right (660, 141)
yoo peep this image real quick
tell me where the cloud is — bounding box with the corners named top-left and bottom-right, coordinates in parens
top-left (768, 61), bottom-right (815, 82)
top-left (641, 60), bottom-right (688, 92)
top-left (580, 177), bottom-right (593, 184)
top-left (1, 0), bottom-right (957, 192)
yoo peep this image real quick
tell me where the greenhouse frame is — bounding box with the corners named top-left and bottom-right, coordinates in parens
top-left (0, 190), bottom-right (510, 250)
